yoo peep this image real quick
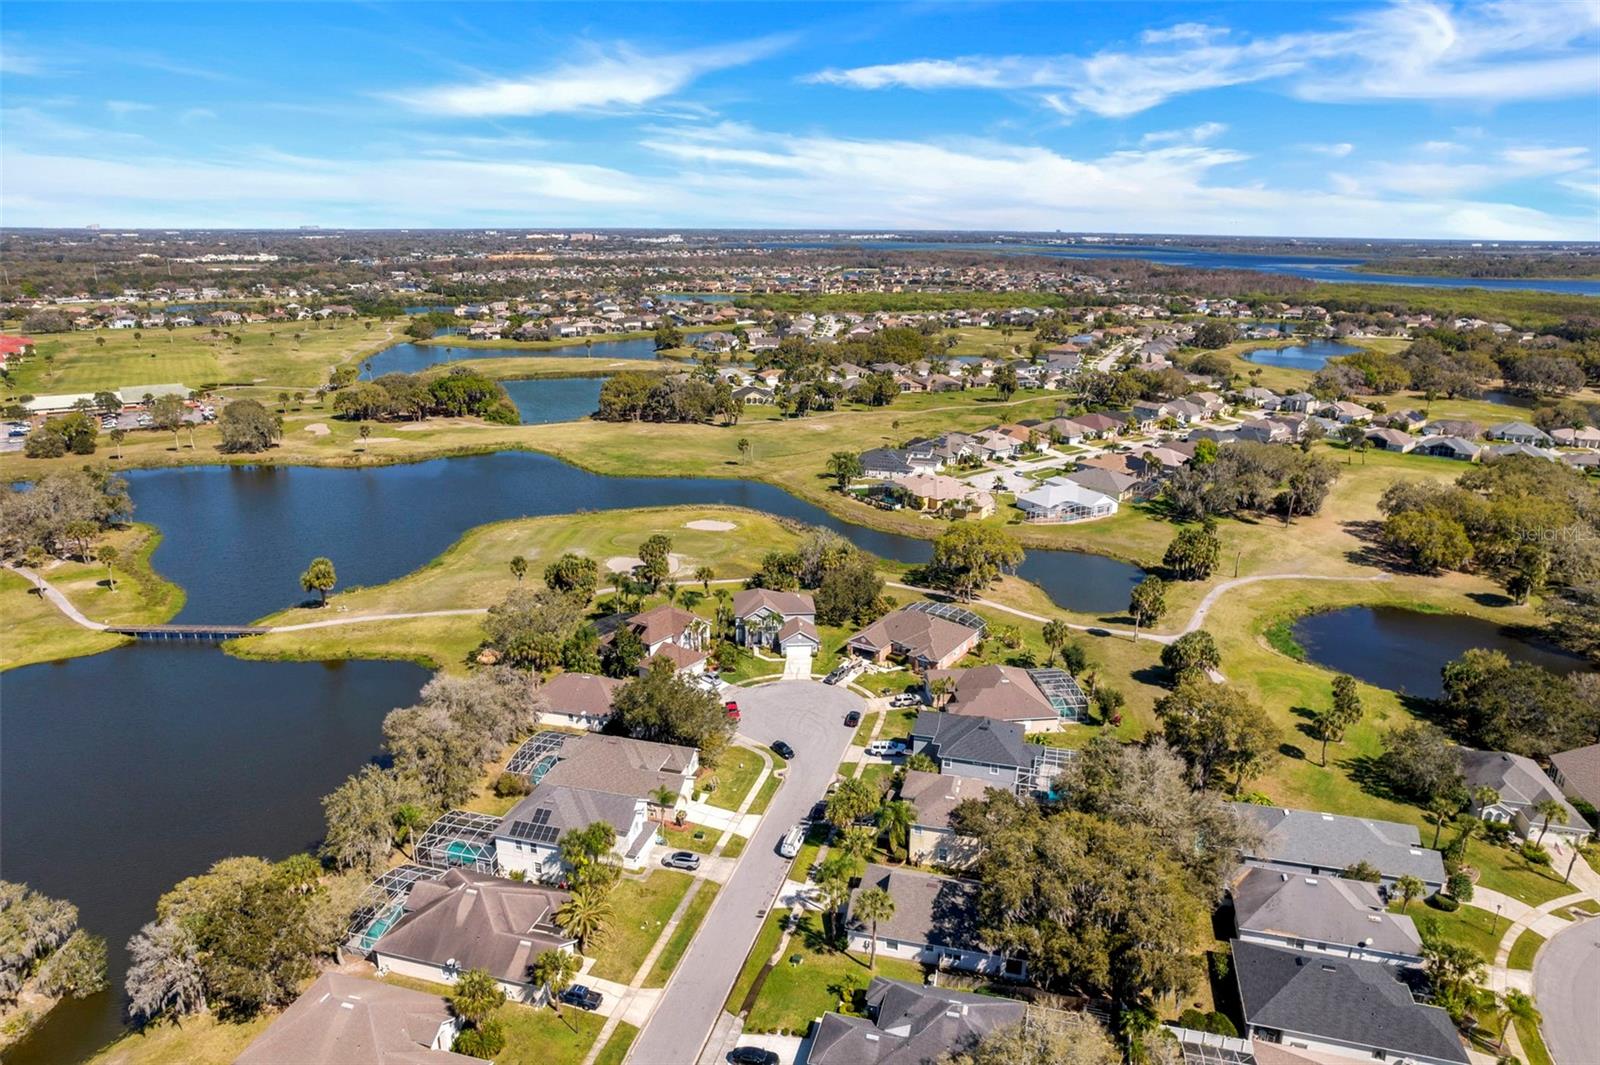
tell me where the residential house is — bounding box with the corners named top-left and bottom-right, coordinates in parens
top-left (806, 977), bottom-right (1025, 1065)
top-left (371, 869), bottom-right (576, 1003)
top-left (1229, 867), bottom-right (1424, 966)
top-left (1486, 442), bottom-right (1559, 461)
top-left (900, 770), bottom-right (985, 869)
top-left (1278, 392), bottom-right (1316, 413)
top-left (1232, 940), bottom-right (1468, 1065)
top-left (732, 588), bottom-right (818, 651)
top-left (1073, 412), bottom-right (1124, 438)
top-left (924, 663), bottom-right (1086, 732)
top-left (1550, 742), bottom-right (1600, 813)
top-left (1235, 419), bottom-right (1294, 445)
top-left (846, 606), bottom-right (983, 672)
top-left (909, 711), bottom-right (1053, 793)
top-left (1323, 401), bottom-right (1374, 424)
top-left (236, 972), bottom-right (484, 1065)
top-left (860, 447), bottom-right (940, 481)
top-left (846, 864), bottom-right (1025, 978)
top-left (732, 385), bottom-right (775, 406)
top-left (612, 604), bottom-right (711, 674)
top-left (1238, 386), bottom-right (1279, 408)
top-left (1413, 435), bottom-right (1480, 461)
top-left (538, 672), bottom-right (624, 731)
top-left (1060, 466), bottom-right (1140, 501)
top-left (1486, 421), bottom-right (1553, 447)
top-left (1231, 804), bottom-right (1447, 890)
top-left (897, 474), bottom-right (996, 518)
top-left (493, 783), bottom-right (653, 877)
top-left (1423, 419), bottom-right (1479, 439)
top-left (1553, 426), bottom-right (1600, 449)
top-left (1383, 409), bottom-right (1428, 432)
top-left (1458, 749), bottom-right (1588, 841)
top-left (1016, 480), bottom-right (1119, 523)
top-left (1364, 427), bottom-right (1415, 453)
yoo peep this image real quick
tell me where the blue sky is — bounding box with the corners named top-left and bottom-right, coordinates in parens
top-left (3, 1), bottom-right (1598, 238)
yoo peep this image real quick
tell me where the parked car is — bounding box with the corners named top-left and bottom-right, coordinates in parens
top-left (662, 850), bottom-right (701, 871)
top-left (724, 700), bottom-right (741, 721)
top-left (559, 984), bottom-right (603, 1011)
top-left (805, 800), bottom-right (827, 823)
top-left (771, 740), bottom-right (795, 760)
top-left (888, 693), bottom-right (922, 708)
top-left (729, 1048), bottom-right (781, 1065)
top-left (778, 824), bottom-right (806, 859)
top-left (864, 739), bottom-right (908, 758)
top-left (843, 710), bottom-right (861, 727)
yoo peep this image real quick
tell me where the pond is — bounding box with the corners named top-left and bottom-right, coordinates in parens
top-left (125, 451), bottom-right (1144, 624)
top-left (360, 337), bottom-right (662, 377)
top-left (1239, 338), bottom-right (1365, 372)
top-left (501, 376), bottom-right (605, 424)
top-left (1290, 606), bottom-right (1590, 699)
top-left (0, 648), bottom-right (428, 1065)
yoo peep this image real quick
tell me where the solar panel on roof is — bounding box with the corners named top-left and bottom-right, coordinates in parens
top-left (508, 817), bottom-right (560, 845)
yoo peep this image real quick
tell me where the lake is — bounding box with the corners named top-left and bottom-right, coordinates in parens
top-left (0, 648), bottom-right (429, 1065)
top-left (360, 337), bottom-right (661, 377)
top-left (1291, 606), bottom-right (1590, 699)
top-left (124, 451), bottom-right (1144, 624)
top-left (502, 377), bottom-right (605, 424)
top-left (1240, 339), bottom-right (1365, 371)
top-left (760, 240), bottom-right (1600, 296)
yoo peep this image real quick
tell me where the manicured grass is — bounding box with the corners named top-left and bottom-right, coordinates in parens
top-left (705, 747), bottom-right (768, 811)
top-left (1468, 840), bottom-right (1574, 907)
top-left (1409, 902), bottom-right (1503, 962)
top-left (659, 822), bottom-right (719, 855)
top-left (720, 834), bottom-right (747, 859)
top-left (1516, 1014), bottom-right (1556, 1065)
top-left (851, 711), bottom-right (882, 746)
top-left (857, 762), bottom-right (895, 794)
top-left (879, 707), bottom-right (922, 741)
top-left (742, 911), bottom-right (926, 1035)
top-left (588, 870), bottom-right (694, 983)
top-left (593, 1021), bottom-right (638, 1065)
top-left (2, 522), bottom-right (185, 671)
top-left (383, 972), bottom-right (610, 1064)
top-left (747, 771), bottom-right (782, 816)
top-left (644, 882), bottom-right (721, 988)
top-left (88, 1011), bottom-right (273, 1065)
top-left (726, 911), bottom-right (788, 1014)
top-left (1507, 927), bottom-right (1547, 970)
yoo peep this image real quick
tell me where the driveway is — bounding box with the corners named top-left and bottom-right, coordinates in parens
top-left (1533, 917), bottom-right (1600, 1065)
top-left (627, 680), bottom-right (863, 1064)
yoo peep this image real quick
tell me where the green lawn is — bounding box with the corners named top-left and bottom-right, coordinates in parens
top-left (747, 771), bottom-right (782, 816)
top-left (705, 747), bottom-right (768, 811)
top-left (1468, 840), bottom-right (1574, 907)
top-left (382, 973), bottom-right (609, 1065)
top-left (89, 1012), bottom-right (273, 1065)
top-left (856, 763), bottom-right (895, 794)
top-left (644, 883), bottom-right (721, 988)
top-left (742, 911), bottom-right (926, 1035)
top-left (659, 822), bottom-right (719, 855)
top-left (1409, 902), bottom-right (1503, 962)
top-left (593, 1022), bottom-right (638, 1065)
top-left (588, 870), bottom-right (694, 983)
top-left (852, 711), bottom-right (882, 746)
top-left (1516, 1015), bottom-right (1555, 1065)
top-left (1507, 927), bottom-right (1546, 970)
top-left (727, 911), bottom-right (788, 1015)
top-left (721, 834), bottom-right (747, 859)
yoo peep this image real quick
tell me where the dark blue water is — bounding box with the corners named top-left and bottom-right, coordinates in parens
top-left (123, 452), bottom-right (1141, 624)
top-left (361, 337), bottom-right (661, 378)
top-left (1292, 606), bottom-right (1589, 699)
top-left (503, 377), bottom-right (605, 424)
top-left (0, 648), bottom-right (428, 1065)
top-left (760, 240), bottom-right (1600, 295)
top-left (403, 304), bottom-right (454, 314)
top-left (1240, 339), bottom-right (1365, 371)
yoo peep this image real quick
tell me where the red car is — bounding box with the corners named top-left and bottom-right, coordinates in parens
top-left (724, 700), bottom-right (741, 721)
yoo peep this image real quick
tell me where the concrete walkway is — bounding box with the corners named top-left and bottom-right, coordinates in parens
top-left (7, 564), bottom-right (109, 630)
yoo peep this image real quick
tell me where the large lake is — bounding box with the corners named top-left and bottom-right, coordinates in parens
top-left (361, 337), bottom-right (661, 377)
top-left (1291, 606), bottom-right (1590, 699)
top-left (1241, 338), bottom-right (1365, 371)
top-left (0, 649), bottom-right (428, 1065)
top-left (502, 377), bottom-right (605, 424)
top-left (761, 240), bottom-right (1600, 296)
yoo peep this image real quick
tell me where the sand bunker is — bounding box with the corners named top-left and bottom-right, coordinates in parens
top-left (684, 519), bottom-right (737, 532)
top-left (303, 423), bottom-right (330, 436)
top-left (605, 552), bottom-right (688, 575)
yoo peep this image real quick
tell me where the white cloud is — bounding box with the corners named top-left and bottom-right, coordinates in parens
top-left (1304, 142), bottom-right (1354, 157)
top-left (1, 45), bottom-right (47, 76)
top-left (803, 1), bottom-right (1600, 115)
top-left (1140, 122), bottom-right (1227, 146)
top-left (1330, 142), bottom-right (1592, 198)
top-left (106, 100), bottom-right (154, 116)
top-left (392, 38), bottom-right (786, 117)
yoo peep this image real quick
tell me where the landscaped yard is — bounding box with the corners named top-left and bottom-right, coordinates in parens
top-left (1507, 927), bottom-right (1547, 970)
top-left (593, 1022), bottom-right (638, 1065)
top-left (382, 973), bottom-right (610, 1065)
top-left (741, 911), bottom-right (926, 1035)
top-left (851, 710), bottom-right (881, 746)
top-left (659, 821), bottom-right (719, 855)
top-left (1467, 840), bottom-right (1574, 907)
top-left (88, 1011), bottom-right (273, 1065)
top-left (1409, 902), bottom-right (1504, 962)
top-left (588, 869), bottom-right (694, 983)
top-left (1517, 1015), bottom-right (1555, 1065)
top-left (721, 834), bottom-right (747, 859)
top-left (704, 746), bottom-right (768, 811)
top-left (644, 882), bottom-right (720, 988)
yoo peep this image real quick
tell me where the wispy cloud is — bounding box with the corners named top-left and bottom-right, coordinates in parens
top-left (107, 100), bottom-right (155, 116)
top-left (1140, 122), bottom-right (1227, 147)
top-left (805, 1), bottom-right (1600, 115)
top-left (1304, 142), bottom-right (1355, 157)
top-left (391, 37), bottom-right (789, 117)
top-left (0, 43), bottom-right (47, 76)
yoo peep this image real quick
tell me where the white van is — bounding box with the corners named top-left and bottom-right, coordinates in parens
top-left (777, 824), bottom-right (806, 859)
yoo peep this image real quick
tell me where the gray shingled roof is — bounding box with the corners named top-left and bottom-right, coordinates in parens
top-left (1550, 742), bottom-right (1600, 810)
top-left (1458, 748), bottom-right (1582, 824)
top-left (1231, 804), bottom-right (1447, 886)
top-left (498, 783), bottom-right (641, 839)
top-left (900, 770), bottom-right (990, 832)
top-left (539, 732), bottom-right (695, 803)
top-left (1231, 867), bottom-right (1423, 958)
top-left (911, 711), bottom-right (1032, 771)
top-left (806, 978), bottom-right (1025, 1065)
top-left (372, 870), bottom-right (573, 987)
top-left (846, 863), bottom-right (993, 953)
top-left (1233, 940), bottom-right (1468, 1064)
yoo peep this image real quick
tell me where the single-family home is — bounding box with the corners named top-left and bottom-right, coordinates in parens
top-left (1230, 866), bottom-right (1424, 966)
top-left (610, 604), bottom-right (711, 674)
top-left (909, 712), bottom-right (1041, 793)
top-left (236, 972), bottom-right (484, 1065)
top-left (1238, 387), bottom-right (1279, 409)
top-left (371, 870), bottom-right (576, 1003)
top-left (1364, 427), bottom-right (1415, 453)
top-left (1016, 480), bottom-right (1119, 523)
top-left (1413, 435), bottom-right (1480, 462)
top-left (900, 769), bottom-right (985, 869)
top-left (537, 671), bottom-right (624, 731)
top-left (1060, 466), bottom-right (1140, 501)
top-left (1552, 426), bottom-right (1600, 450)
top-left (1073, 412), bottom-right (1125, 438)
top-left (846, 864), bottom-right (1025, 978)
top-left (806, 977), bottom-right (1025, 1065)
top-left (1231, 804), bottom-right (1447, 890)
top-left (860, 447), bottom-right (939, 481)
top-left (846, 605), bottom-right (984, 672)
top-left (1235, 419), bottom-right (1293, 445)
top-left (732, 588), bottom-right (817, 650)
top-left (1278, 392), bottom-right (1316, 413)
top-left (1324, 400), bottom-right (1374, 424)
top-left (1486, 421), bottom-right (1553, 447)
top-left (924, 663), bottom-right (1086, 731)
top-left (1550, 742), bottom-right (1600, 813)
top-left (898, 474), bottom-right (996, 518)
top-left (1232, 940), bottom-right (1468, 1065)
top-left (1423, 419), bottom-right (1479, 439)
top-left (1458, 749), bottom-right (1588, 841)
top-left (493, 783), bottom-right (654, 877)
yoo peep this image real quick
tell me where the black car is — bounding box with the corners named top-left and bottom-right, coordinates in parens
top-left (843, 710), bottom-right (861, 728)
top-left (771, 740), bottom-right (795, 759)
top-left (559, 984), bottom-right (603, 1011)
top-left (729, 1047), bottom-right (781, 1065)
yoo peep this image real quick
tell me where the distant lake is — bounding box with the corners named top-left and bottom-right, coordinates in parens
top-left (403, 304), bottom-right (454, 315)
top-left (656, 293), bottom-right (735, 303)
top-left (502, 376), bottom-right (604, 424)
top-left (360, 337), bottom-right (661, 377)
top-left (1292, 606), bottom-right (1590, 699)
top-left (1241, 339), bottom-right (1364, 371)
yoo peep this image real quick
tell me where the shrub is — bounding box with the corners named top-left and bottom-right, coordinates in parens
top-left (452, 1019), bottom-right (506, 1057)
top-left (1429, 893), bottom-right (1461, 912)
top-left (1520, 841), bottom-right (1552, 866)
top-left (493, 771), bottom-right (531, 798)
top-left (1446, 870), bottom-right (1475, 903)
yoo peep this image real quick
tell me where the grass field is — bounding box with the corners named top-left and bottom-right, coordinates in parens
top-left (644, 883), bottom-right (720, 988)
top-left (88, 1012), bottom-right (273, 1065)
top-left (1507, 927), bottom-right (1547, 970)
top-left (704, 747), bottom-right (768, 811)
top-left (1410, 902), bottom-right (1504, 962)
top-left (382, 972), bottom-right (608, 1065)
top-left (593, 1022), bottom-right (638, 1065)
top-left (740, 911), bottom-right (925, 1035)
top-left (1517, 1015), bottom-right (1555, 1065)
top-left (588, 870), bottom-right (694, 983)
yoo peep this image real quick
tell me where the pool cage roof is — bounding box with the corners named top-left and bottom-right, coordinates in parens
top-left (1022, 744), bottom-right (1077, 795)
top-left (506, 729), bottom-right (574, 781)
top-left (344, 863), bottom-right (441, 951)
top-left (1164, 1026), bottom-right (1256, 1065)
top-left (413, 809), bottom-right (502, 873)
top-left (905, 599), bottom-right (988, 636)
top-left (1027, 668), bottom-right (1089, 718)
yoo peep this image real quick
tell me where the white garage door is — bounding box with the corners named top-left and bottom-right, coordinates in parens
top-left (783, 646), bottom-right (813, 679)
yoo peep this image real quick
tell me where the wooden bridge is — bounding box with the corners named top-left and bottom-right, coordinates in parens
top-left (106, 624), bottom-right (271, 641)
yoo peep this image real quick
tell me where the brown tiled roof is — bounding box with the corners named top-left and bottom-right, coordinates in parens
top-left (627, 604), bottom-right (702, 645)
top-left (924, 664), bottom-right (1055, 724)
top-left (848, 608), bottom-right (978, 664)
top-left (731, 588), bottom-right (815, 618)
top-left (900, 769), bottom-right (988, 831)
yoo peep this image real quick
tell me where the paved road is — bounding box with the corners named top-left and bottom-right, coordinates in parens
top-left (1533, 918), bottom-right (1600, 1065)
top-left (627, 680), bottom-right (863, 1065)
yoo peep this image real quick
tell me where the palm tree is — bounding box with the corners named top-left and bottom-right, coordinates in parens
top-left (392, 803), bottom-right (427, 858)
top-left (1499, 989), bottom-right (1541, 1051)
top-left (838, 825), bottom-right (878, 865)
top-left (1471, 786), bottom-right (1500, 817)
top-left (1533, 798), bottom-right (1569, 844)
top-left (450, 968), bottom-right (506, 1026)
top-left (650, 785), bottom-right (679, 824)
top-left (852, 887), bottom-right (895, 969)
top-left (737, 437), bottom-right (751, 464)
top-left (109, 428), bottom-right (126, 460)
top-left (97, 544), bottom-right (119, 591)
top-left (1394, 874), bottom-right (1425, 913)
top-left (528, 950), bottom-right (579, 1014)
top-left (694, 565), bottom-right (715, 592)
top-left (1428, 795), bottom-right (1460, 848)
top-left (877, 800), bottom-right (914, 862)
top-left (1041, 619), bottom-right (1070, 666)
top-left (555, 885), bottom-right (613, 953)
